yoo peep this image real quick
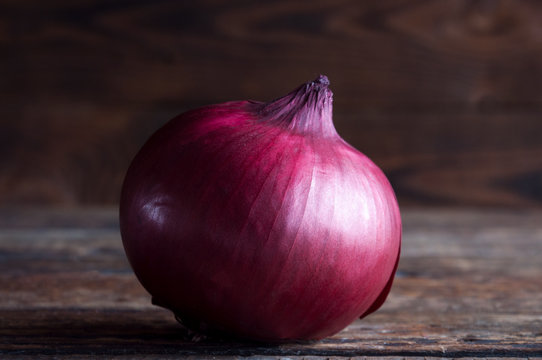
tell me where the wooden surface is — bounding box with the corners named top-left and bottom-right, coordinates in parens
top-left (1, 207), bottom-right (541, 358)
top-left (2, 0), bottom-right (542, 207)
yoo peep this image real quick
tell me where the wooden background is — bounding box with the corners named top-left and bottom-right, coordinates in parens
top-left (2, 0), bottom-right (542, 207)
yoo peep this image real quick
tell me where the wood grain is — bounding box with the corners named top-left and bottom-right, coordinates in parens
top-left (1, 207), bottom-right (541, 358)
top-left (2, 0), bottom-right (542, 206)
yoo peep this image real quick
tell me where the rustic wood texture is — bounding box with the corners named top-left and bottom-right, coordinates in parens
top-left (1, 207), bottom-right (541, 358)
top-left (2, 0), bottom-right (542, 207)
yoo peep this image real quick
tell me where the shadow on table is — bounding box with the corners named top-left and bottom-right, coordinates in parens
top-left (2, 308), bottom-right (321, 357)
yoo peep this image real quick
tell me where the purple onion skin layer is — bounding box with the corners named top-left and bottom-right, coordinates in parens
top-left (120, 75), bottom-right (401, 342)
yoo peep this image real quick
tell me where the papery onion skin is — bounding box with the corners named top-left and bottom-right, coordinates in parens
top-left (120, 75), bottom-right (401, 341)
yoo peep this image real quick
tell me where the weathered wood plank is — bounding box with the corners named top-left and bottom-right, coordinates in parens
top-left (3, 1), bottom-right (542, 105)
top-left (1, 308), bottom-right (541, 357)
top-left (0, 208), bottom-right (541, 358)
top-left (2, 0), bottom-right (542, 206)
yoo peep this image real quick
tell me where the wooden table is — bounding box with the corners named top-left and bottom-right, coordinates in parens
top-left (1, 207), bottom-right (541, 359)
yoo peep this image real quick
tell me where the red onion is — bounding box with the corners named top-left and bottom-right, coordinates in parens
top-left (119, 75), bottom-right (401, 341)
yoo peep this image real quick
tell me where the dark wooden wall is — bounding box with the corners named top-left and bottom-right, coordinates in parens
top-left (2, 0), bottom-right (542, 207)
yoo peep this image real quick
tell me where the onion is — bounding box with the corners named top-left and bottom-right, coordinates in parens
top-left (119, 75), bottom-right (401, 341)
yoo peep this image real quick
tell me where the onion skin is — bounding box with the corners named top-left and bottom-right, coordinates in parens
top-left (120, 75), bottom-right (401, 341)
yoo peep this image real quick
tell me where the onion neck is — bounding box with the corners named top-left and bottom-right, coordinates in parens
top-left (255, 75), bottom-right (338, 139)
